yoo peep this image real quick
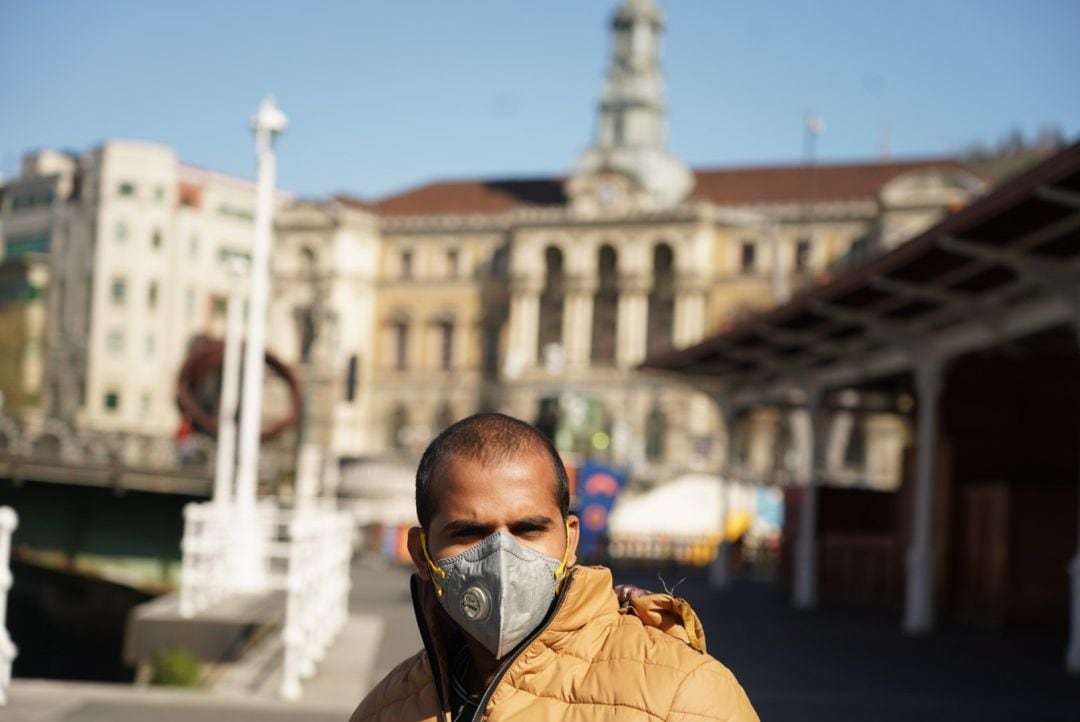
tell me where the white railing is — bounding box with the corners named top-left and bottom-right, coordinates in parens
top-left (276, 506), bottom-right (352, 700)
top-left (0, 506), bottom-right (18, 706)
top-left (179, 502), bottom-right (244, 617)
top-left (607, 532), bottom-right (724, 567)
top-left (178, 500), bottom-right (353, 700)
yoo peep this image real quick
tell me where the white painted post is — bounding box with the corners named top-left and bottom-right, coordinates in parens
top-left (0, 506), bottom-right (19, 706)
top-left (232, 97), bottom-right (287, 592)
top-left (794, 389), bottom-right (824, 609)
top-left (179, 503), bottom-right (198, 617)
top-left (903, 355), bottom-right (942, 633)
top-left (212, 260), bottom-right (248, 507)
top-left (280, 511), bottom-right (305, 701)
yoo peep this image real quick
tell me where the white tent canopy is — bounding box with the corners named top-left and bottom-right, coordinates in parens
top-left (608, 473), bottom-right (761, 538)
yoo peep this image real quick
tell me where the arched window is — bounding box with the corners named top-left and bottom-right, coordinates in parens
top-left (537, 246), bottom-right (564, 362)
top-left (490, 245), bottom-right (509, 278)
top-left (438, 321), bottom-right (455, 371)
top-left (591, 245), bottom-right (618, 363)
top-left (301, 246), bottom-right (318, 278)
top-left (388, 405), bottom-right (408, 450)
top-left (645, 405), bottom-right (666, 462)
top-left (482, 323), bottom-right (501, 378)
top-left (393, 321), bottom-right (409, 370)
top-left (647, 243), bottom-right (675, 355)
top-left (344, 354), bottom-right (359, 402)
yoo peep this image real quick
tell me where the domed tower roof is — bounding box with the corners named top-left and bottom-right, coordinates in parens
top-left (568, 0), bottom-right (692, 213)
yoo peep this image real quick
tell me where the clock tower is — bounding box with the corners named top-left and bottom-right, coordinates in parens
top-left (568, 0), bottom-right (694, 213)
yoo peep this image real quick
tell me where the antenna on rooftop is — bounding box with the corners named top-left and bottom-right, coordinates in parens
top-left (879, 117), bottom-right (893, 161)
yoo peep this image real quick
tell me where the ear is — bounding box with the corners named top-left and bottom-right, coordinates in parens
top-left (406, 526), bottom-right (431, 580)
top-left (565, 514), bottom-right (581, 567)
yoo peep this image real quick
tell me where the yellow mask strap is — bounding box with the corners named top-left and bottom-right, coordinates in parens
top-left (554, 521), bottom-right (572, 590)
top-left (419, 530), bottom-right (448, 596)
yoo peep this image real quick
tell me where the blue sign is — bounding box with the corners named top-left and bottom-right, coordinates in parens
top-left (575, 462), bottom-right (627, 562)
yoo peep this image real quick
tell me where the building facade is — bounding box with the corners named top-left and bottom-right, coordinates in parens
top-left (0, 141), bottom-right (295, 452)
top-left (0, 0), bottom-right (985, 488)
top-left (275, 0), bottom-right (983, 486)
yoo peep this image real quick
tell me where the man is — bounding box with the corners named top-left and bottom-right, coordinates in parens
top-left (352, 413), bottom-right (759, 722)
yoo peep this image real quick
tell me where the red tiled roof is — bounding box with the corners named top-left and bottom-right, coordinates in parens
top-left (349, 158), bottom-right (973, 218)
top-left (690, 158), bottom-right (970, 205)
top-left (356, 178), bottom-right (568, 217)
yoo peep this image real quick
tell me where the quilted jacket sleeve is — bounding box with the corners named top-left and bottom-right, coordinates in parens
top-left (667, 657), bottom-right (760, 722)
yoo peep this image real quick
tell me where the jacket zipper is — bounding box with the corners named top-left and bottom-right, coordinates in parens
top-left (469, 571), bottom-right (577, 722)
top-left (411, 575), bottom-right (452, 722)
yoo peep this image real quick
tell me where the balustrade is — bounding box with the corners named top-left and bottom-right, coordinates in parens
top-left (178, 499), bottom-right (353, 700)
top-left (0, 506), bottom-right (18, 706)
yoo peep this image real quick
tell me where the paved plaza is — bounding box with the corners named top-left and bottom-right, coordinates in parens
top-left (7, 555), bottom-right (1080, 720)
top-left (614, 567), bottom-right (1080, 721)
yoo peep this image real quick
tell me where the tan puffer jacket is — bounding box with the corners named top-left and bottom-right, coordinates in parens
top-left (351, 565), bottom-right (759, 722)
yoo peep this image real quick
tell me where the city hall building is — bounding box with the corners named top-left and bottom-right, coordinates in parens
top-left (0, 0), bottom-right (986, 488)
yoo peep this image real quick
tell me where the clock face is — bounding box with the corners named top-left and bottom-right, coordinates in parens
top-left (598, 183), bottom-right (616, 206)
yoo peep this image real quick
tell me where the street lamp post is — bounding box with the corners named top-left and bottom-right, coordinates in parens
top-left (212, 259), bottom-right (248, 507)
top-left (231, 96), bottom-right (287, 591)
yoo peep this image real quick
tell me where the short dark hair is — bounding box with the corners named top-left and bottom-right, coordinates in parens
top-left (415, 412), bottom-right (570, 530)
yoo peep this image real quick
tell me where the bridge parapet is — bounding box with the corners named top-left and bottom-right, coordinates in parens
top-left (177, 499), bottom-right (353, 701)
top-left (0, 506), bottom-right (17, 706)
top-left (0, 415), bottom-right (290, 496)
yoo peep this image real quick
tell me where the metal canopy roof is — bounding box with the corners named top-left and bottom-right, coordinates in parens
top-left (643, 142), bottom-right (1080, 407)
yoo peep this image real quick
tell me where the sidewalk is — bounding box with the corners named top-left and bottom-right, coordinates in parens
top-left (5, 679), bottom-right (347, 722)
top-left (612, 567), bottom-right (1080, 722)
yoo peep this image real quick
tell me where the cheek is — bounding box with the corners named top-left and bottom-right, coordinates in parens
top-left (432, 542), bottom-right (471, 561)
top-left (428, 535), bottom-right (468, 562)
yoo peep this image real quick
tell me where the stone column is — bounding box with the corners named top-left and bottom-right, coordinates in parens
top-left (794, 388), bottom-right (826, 609)
top-left (903, 355), bottom-right (942, 633)
top-left (507, 274), bottom-right (543, 376)
top-left (709, 401), bottom-right (737, 589)
top-left (562, 275), bottom-right (597, 369)
top-left (673, 274), bottom-right (708, 348)
top-left (617, 273), bottom-right (651, 368)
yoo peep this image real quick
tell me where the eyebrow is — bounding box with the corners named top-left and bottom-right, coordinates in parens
top-left (441, 515), bottom-right (556, 536)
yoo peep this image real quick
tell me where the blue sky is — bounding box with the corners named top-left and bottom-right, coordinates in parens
top-left (1, 1), bottom-right (1078, 200)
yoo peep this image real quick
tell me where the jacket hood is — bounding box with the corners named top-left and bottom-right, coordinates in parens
top-left (545, 566), bottom-right (707, 653)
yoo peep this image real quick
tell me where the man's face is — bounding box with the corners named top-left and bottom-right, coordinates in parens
top-left (410, 449), bottom-right (579, 572)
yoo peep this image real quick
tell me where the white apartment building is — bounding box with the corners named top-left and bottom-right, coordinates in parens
top-left (0, 140), bottom-right (291, 444)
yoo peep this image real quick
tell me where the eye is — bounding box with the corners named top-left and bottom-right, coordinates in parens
top-left (513, 523), bottom-right (549, 538)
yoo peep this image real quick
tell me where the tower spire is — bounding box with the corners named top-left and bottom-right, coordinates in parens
top-left (568, 0), bottom-right (693, 212)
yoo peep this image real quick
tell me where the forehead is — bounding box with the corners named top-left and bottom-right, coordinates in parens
top-left (430, 448), bottom-right (559, 522)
